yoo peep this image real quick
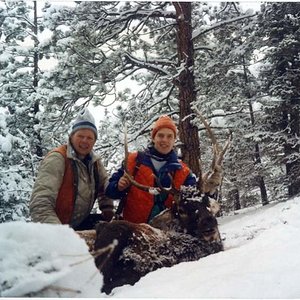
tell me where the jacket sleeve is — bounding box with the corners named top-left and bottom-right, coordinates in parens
top-left (104, 165), bottom-right (127, 199)
top-left (96, 159), bottom-right (115, 212)
top-left (29, 153), bottom-right (65, 224)
top-left (183, 170), bottom-right (197, 186)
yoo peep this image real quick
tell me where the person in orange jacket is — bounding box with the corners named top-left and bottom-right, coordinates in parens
top-left (105, 115), bottom-right (198, 224)
top-left (30, 108), bottom-right (114, 230)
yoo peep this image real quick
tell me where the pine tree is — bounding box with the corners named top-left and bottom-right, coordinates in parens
top-left (191, 3), bottom-right (270, 209)
top-left (257, 2), bottom-right (300, 198)
top-left (42, 2), bottom-right (253, 186)
top-left (0, 0), bottom-right (46, 222)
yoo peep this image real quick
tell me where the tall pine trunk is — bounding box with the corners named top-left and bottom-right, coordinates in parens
top-left (173, 2), bottom-right (201, 181)
top-left (33, 0), bottom-right (43, 158)
top-left (242, 57), bottom-right (268, 206)
top-left (248, 102), bottom-right (268, 206)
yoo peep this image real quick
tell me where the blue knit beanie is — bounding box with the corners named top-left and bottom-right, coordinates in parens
top-left (70, 108), bottom-right (98, 139)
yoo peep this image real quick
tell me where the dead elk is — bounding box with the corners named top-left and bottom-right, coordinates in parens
top-left (93, 186), bottom-right (223, 295)
top-left (86, 111), bottom-right (230, 294)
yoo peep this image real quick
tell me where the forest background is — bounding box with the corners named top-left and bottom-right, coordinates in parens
top-left (1, 1), bottom-right (300, 223)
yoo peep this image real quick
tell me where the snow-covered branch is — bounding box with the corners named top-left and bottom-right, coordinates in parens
top-left (192, 13), bottom-right (257, 41)
top-left (123, 52), bottom-right (172, 77)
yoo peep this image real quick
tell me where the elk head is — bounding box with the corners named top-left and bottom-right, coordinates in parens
top-left (170, 186), bottom-right (221, 242)
top-left (148, 183), bottom-right (221, 242)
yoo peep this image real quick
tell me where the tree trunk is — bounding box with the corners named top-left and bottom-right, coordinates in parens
top-left (228, 178), bottom-right (241, 211)
top-left (258, 175), bottom-right (268, 206)
top-left (243, 55), bottom-right (269, 206)
top-left (284, 102), bottom-right (300, 197)
top-left (226, 155), bottom-right (241, 211)
top-left (173, 2), bottom-right (201, 180)
top-left (248, 101), bottom-right (269, 206)
top-left (33, 1), bottom-right (43, 158)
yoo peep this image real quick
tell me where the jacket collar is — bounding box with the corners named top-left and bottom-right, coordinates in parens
top-left (143, 147), bottom-right (182, 172)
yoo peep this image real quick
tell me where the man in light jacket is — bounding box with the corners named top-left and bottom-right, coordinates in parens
top-left (30, 108), bottom-right (114, 230)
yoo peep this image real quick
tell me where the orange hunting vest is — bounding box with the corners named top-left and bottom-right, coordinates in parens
top-left (50, 145), bottom-right (100, 224)
top-left (50, 145), bottom-right (76, 224)
top-left (123, 152), bottom-right (191, 223)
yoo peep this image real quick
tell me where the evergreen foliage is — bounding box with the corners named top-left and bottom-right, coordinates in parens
top-left (192, 2), bottom-right (269, 208)
top-left (256, 2), bottom-right (300, 197)
top-left (0, 0), bottom-right (46, 222)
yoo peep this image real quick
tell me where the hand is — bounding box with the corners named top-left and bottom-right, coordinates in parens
top-left (202, 165), bottom-right (223, 194)
top-left (117, 175), bottom-right (131, 191)
top-left (101, 210), bottom-right (115, 222)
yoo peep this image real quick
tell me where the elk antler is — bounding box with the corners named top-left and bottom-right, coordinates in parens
top-left (194, 108), bottom-right (232, 171)
top-left (154, 174), bottom-right (180, 196)
top-left (194, 108), bottom-right (232, 194)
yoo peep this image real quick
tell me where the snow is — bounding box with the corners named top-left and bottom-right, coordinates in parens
top-left (0, 223), bottom-right (102, 297)
top-left (211, 109), bottom-right (226, 127)
top-left (0, 134), bottom-right (12, 153)
top-left (0, 111), bottom-right (7, 129)
top-left (1, 197), bottom-right (300, 298)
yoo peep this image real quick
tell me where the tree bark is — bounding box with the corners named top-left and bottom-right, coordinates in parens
top-left (33, 1), bottom-right (43, 158)
top-left (173, 2), bottom-right (201, 180)
top-left (248, 101), bottom-right (269, 205)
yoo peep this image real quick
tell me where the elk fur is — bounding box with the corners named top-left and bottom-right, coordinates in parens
top-left (91, 186), bottom-right (223, 295)
top-left (76, 230), bottom-right (97, 252)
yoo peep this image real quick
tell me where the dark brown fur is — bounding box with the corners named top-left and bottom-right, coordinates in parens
top-left (94, 190), bottom-right (223, 294)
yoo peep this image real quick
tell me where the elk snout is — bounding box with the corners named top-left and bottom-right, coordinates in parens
top-left (199, 216), bottom-right (220, 242)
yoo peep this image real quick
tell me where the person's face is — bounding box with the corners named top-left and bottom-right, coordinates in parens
top-left (152, 128), bottom-right (176, 154)
top-left (70, 129), bottom-right (96, 158)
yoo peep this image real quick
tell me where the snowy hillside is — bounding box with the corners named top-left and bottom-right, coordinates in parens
top-left (1, 197), bottom-right (300, 298)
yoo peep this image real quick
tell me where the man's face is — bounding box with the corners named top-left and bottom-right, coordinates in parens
top-left (70, 129), bottom-right (96, 158)
top-left (152, 128), bottom-right (175, 155)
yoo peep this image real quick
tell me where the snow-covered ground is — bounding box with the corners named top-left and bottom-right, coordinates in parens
top-left (1, 196), bottom-right (300, 298)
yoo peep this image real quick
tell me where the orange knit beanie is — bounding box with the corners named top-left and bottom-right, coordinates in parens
top-left (151, 115), bottom-right (177, 139)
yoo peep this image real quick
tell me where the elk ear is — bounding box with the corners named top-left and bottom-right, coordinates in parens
top-left (207, 198), bottom-right (220, 216)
